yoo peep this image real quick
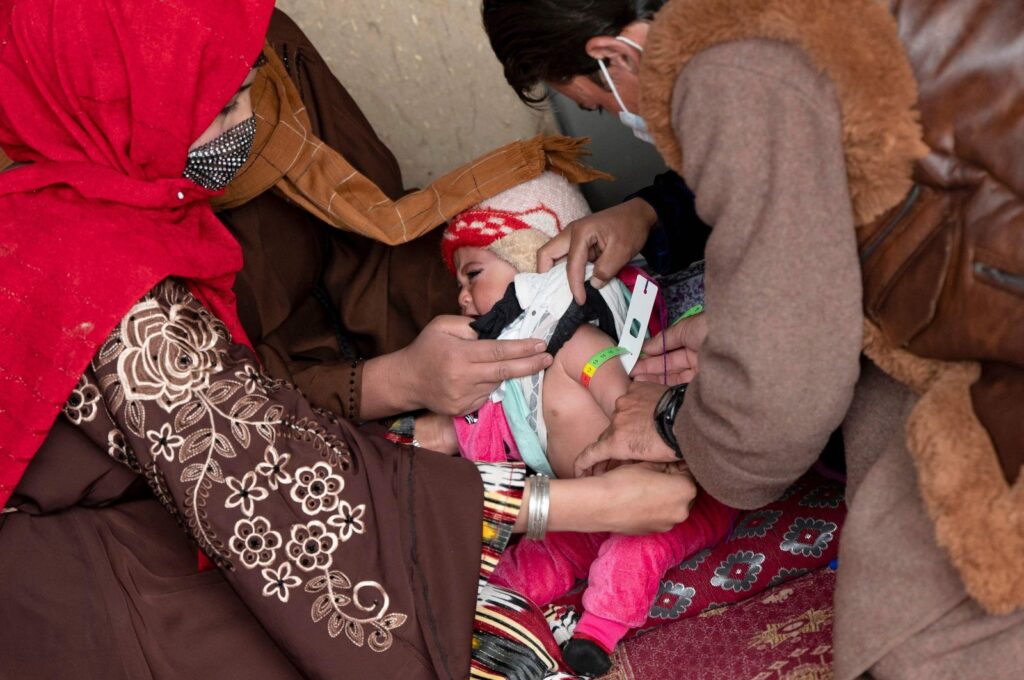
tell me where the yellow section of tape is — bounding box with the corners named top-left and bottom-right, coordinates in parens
top-left (581, 345), bottom-right (630, 388)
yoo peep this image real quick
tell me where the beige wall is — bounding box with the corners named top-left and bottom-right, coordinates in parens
top-left (276, 0), bottom-right (555, 188)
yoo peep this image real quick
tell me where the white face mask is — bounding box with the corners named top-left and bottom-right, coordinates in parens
top-left (595, 36), bottom-right (653, 144)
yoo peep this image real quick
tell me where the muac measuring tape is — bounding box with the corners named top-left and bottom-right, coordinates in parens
top-left (580, 345), bottom-right (631, 388)
top-left (581, 303), bottom-right (704, 388)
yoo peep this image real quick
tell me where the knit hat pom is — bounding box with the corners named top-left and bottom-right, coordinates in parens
top-left (442, 171), bottom-right (591, 273)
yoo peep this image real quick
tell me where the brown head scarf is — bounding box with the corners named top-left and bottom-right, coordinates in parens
top-left (211, 46), bottom-right (610, 244)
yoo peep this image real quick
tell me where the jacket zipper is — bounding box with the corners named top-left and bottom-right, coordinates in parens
top-left (860, 184), bottom-right (922, 263)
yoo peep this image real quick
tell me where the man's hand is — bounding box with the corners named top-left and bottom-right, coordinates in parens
top-left (632, 313), bottom-right (707, 385)
top-left (536, 198), bottom-right (657, 305)
top-left (392, 315), bottom-right (552, 417)
top-left (574, 380), bottom-right (677, 477)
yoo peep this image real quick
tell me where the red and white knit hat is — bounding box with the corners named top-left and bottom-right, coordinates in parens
top-left (442, 171), bottom-right (591, 273)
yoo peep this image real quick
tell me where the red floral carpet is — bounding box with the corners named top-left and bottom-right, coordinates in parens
top-left (552, 471), bottom-right (844, 631)
top-left (602, 568), bottom-right (836, 680)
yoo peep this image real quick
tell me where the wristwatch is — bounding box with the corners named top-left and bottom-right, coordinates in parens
top-left (653, 384), bottom-right (688, 460)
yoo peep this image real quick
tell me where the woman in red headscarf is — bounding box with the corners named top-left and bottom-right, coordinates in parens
top-left (0, 1), bottom-right (497, 677)
top-left (0, 2), bottom-right (702, 678)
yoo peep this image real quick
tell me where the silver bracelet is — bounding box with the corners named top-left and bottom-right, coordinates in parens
top-left (526, 474), bottom-right (551, 540)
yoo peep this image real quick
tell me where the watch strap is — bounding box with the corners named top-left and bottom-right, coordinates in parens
top-left (655, 384), bottom-right (687, 459)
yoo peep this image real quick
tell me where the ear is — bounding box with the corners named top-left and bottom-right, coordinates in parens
top-left (585, 35), bottom-right (641, 74)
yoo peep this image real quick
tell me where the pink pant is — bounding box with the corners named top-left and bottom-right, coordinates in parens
top-left (493, 490), bottom-right (736, 628)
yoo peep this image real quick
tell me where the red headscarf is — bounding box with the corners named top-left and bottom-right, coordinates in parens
top-left (0, 0), bottom-right (274, 506)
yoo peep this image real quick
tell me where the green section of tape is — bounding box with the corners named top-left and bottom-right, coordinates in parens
top-left (671, 303), bottom-right (704, 326)
top-left (583, 345), bottom-right (631, 380)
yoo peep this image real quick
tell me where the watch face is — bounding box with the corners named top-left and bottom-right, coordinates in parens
top-left (663, 385), bottom-right (687, 421)
top-left (655, 387), bottom-right (674, 418)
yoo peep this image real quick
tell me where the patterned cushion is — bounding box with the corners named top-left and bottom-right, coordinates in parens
top-left (602, 568), bottom-right (837, 680)
top-left (551, 471), bottom-right (844, 634)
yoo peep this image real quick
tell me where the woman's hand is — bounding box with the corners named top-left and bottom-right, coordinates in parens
top-left (413, 412), bottom-right (459, 455)
top-left (632, 313), bottom-right (707, 385)
top-left (360, 316), bottom-right (552, 419)
top-left (536, 198), bottom-right (657, 305)
top-left (591, 463), bottom-right (698, 534)
top-left (573, 380), bottom-right (677, 477)
top-left (523, 462), bottom-right (697, 535)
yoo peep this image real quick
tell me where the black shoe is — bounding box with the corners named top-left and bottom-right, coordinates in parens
top-left (562, 637), bottom-right (612, 677)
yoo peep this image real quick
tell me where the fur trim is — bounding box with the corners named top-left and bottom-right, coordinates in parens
top-left (866, 319), bottom-right (1023, 614)
top-left (639, 0), bottom-right (929, 225)
top-left (861, 321), bottom-right (943, 396)
top-left (906, 361), bottom-right (1024, 614)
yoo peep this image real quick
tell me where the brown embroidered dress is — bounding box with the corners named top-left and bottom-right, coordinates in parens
top-left (0, 279), bottom-right (547, 680)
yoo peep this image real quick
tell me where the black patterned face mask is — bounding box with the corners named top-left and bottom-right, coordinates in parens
top-left (183, 115), bottom-right (256, 191)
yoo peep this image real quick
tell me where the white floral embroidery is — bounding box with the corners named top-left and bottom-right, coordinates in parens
top-left (147, 423), bottom-right (184, 461)
top-left (230, 516), bottom-right (283, 569)
top-left (307, 573), bottom-right (407, 651)
top-left (224, 471), bottom-right (269, 517)
top-left (329, 501), bottom-right (367, 542)
top-left (255, 445), bottom-right (292, 490)
top-left (287, 520), bottom-right (338, 572)
top-left (290, 462), bottom-right (344, 516)
top-left (236, 364), bottom-right (264, 395)
top-left (116, 298), bottom-right (224, 412)
top-left (84, 283), bottom-right (411, 652)
top-left (107, 428), bottom-right (128, 461)
top-left (262, 562), bottom-right (303, 603)
top-left (64, 375), bottom-right (101, 424)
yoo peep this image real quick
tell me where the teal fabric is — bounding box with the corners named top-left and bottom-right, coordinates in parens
top-left (501, 380), bottom-right (556, 478)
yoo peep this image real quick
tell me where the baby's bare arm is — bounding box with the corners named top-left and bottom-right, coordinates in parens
top-left (542, 324), bottom-right (632, 478)
top-left (556, 324), bottom-right (632, 419)
top-left (527, 327), bottom-right (696, 533)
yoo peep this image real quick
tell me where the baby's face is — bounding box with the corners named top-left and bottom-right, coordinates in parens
top-left (453, 247), bottom-right (518, 317)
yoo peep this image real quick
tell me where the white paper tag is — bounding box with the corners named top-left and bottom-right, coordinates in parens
top-left (618, 274), bottom-right (658, 374)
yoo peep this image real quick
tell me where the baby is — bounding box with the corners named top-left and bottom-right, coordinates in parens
top-left (430, 172), bottom-right (735, 676)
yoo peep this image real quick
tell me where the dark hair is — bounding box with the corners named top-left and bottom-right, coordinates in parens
top-left (481, 0), bottom-right (665, 106)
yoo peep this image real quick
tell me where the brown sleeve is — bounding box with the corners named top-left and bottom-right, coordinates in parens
top-left (68, 279), bottom-right (485, 680)
top-left (256, 342), bottom-right (363, 420)
top-left (671, 39), bottom-right (864, 509)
